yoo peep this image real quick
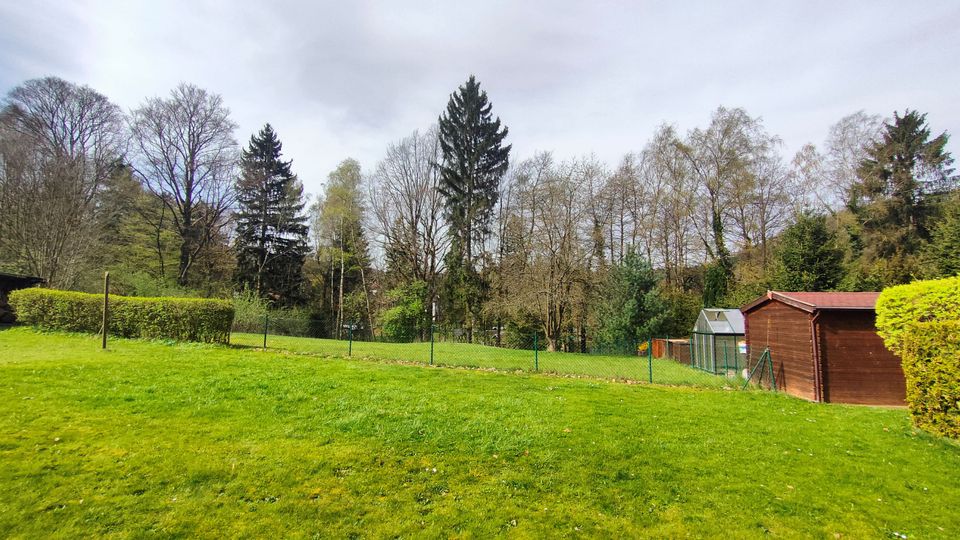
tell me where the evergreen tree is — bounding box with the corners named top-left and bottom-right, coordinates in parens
top-left (596, 250), bottom-right (667, 352)
top-left (925, 194), bottom-right (960, 277)
top-left (849, 110), bottom-right (957, 285)
top-left (436, 75), bottom-right (511, 338)
top-left (233, 124), bottom-right (308, 306)
top-left (773, 212), bottom-right (844, 291)
top-left (702, 262), bottom-right (729, 307)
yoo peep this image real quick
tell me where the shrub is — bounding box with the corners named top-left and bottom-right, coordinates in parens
top-left (10, 288), bottom-right (233, 344)
top-left (231, 291), bottom-right (319, 338)
top-left (231, 289), bottom-right (269, 333)
top-left (379, 281), bottom-right (427, 342)
top-left (266, 308), bottom-right (313, 337)
top-left (876, 276), bottom-right (960, 355)
top-left (901, 322), bottom-right (960, 439)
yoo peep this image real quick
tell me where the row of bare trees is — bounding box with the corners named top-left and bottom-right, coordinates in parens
top-left (0, 78), bottom-right (125, 287)
top-left (361, 105), bottom-right (869, 348)
top-left (0, 77), bottom-right (239, 289)
top-left (2, 75), bottom-right (890, 346)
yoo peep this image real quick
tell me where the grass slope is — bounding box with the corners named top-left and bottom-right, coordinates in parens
top-left (231, 332), bottom-right (733, 387)
top-left (1, 327), bottom-right (958, 538)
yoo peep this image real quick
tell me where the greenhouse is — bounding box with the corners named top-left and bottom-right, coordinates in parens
top-left (690, 308), bottom-right (746, 374)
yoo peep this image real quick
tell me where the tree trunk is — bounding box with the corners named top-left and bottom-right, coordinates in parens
top-left (177, 228), bottom-right (193, 287)
top-left (359, 262), bottom-right (373, 339)
top-left (155, 204), bottom-right (166, 279)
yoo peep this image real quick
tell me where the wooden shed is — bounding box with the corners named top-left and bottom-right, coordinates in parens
top-left (741, 291), bottom-right (905, 406)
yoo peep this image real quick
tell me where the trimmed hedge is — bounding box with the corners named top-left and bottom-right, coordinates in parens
top-left (9, 288), bottom-right (234, 344)
top-left (877, 276), bottom-right (960, 439)
top-left (876, 276), bottom-right (960, 355)
top-left (902, 322), bottom-right (960, 439)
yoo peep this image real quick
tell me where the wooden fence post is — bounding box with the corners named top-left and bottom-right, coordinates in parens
top-left (102, 271), bottom-right (110, 349)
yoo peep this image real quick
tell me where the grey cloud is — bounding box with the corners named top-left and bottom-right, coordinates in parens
top-left (2, 0), bottom-right (959, 197)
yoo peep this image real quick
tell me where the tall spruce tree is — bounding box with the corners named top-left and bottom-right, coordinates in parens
top-left (436, 75), bottom-right (511, 339)
top-left (233, 124), bottom-right (308, 306)
top-left (849, 110), bottom-right (957, 285)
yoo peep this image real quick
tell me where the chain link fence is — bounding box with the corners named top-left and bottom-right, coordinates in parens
top-left (230, 314), bottom-right (777, 390)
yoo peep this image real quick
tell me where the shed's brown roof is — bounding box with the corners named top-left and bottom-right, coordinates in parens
top-left (741, 291), bottom-right (880, 313)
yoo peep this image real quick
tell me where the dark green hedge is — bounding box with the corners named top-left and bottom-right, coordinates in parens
top-left (902, 322), bottom-right (960, 439)
top-left (876, 276), bottom-right (960, 355)
top-left (9, 288), bottom-right (233, 344)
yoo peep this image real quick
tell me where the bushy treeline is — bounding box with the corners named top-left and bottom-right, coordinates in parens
top-left (1, 76), bottom-right (957, 350)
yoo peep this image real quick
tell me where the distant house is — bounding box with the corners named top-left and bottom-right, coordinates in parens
top-left (741, 291), bottom-right (905, 406)
top-left (0, 272), bottom-right (45, 323)
top-left (691, 308), bottom-right (746, 374)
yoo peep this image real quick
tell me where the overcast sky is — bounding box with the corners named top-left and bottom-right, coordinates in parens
top-left (3, 0), bottom-right (959, 198)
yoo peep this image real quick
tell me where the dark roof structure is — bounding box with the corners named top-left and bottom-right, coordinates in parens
top-left (741, 291), bottom-right (880, 313)
top-left (0, 272), bottom-right (46, 291)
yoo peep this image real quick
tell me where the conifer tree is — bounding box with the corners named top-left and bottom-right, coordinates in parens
top-left (233, 124), bottom-right (308, 306)
top-left (596, 250), bottom-right (667, 353)
top-left (436, 75), bottom-right (511, 338)
top-left (773, 212), bottom-right (844, 291)
top-left (849, 110), bottom-right (957, 284)
top-left (925, 194), bottom-right (960, 278)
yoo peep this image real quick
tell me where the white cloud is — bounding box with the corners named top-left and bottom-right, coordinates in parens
top-left (3, 0), bottom-right (959, 197)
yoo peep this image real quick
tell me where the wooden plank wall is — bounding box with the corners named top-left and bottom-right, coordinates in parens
top-left (653, 339), bottom-right (691, 365)
top-left (744, 302), bottom-right (816, 400)
top-left (818, 311), bottom-right (906, 405)
top-left (672, 341), bottom-right (691, 365)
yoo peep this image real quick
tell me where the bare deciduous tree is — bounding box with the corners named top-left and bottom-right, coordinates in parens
top-left (129, 83), bottom-right (238, 287)
top-left (826, 111), bottom-right (884, 206)
top-left (0, 77), bottom-right (124, 287)
top-left (790, 111), bottom-right (884, 212)
top-left (644, 124), bottom-right (700, 290)
top-left (368, 127), bottom-right (448, 320)
top-left (498, 154), bottom-right (593, 351)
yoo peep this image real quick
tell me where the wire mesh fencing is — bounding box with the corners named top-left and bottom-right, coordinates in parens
top-left (229, 314), bottom-right (776, 390)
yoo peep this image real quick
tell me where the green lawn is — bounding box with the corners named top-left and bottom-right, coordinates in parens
top-left (231, 332), bottom-right (734, 388)
top-left (2, 327), bottom-right (958, 538)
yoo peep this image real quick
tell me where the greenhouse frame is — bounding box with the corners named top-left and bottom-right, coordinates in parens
top-left (690, 308), bottom-right (746, 374)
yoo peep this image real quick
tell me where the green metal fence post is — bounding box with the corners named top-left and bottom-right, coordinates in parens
top-left (430, 324), bottom-right (435, 366)
top-left (348, 325), bottom-right (353, 356)
top-left (534, 333), bottom-right (539, 371)
top-left (735, 342), bottom-right (740, 373)
top-left (648, 338), bottom-right (653, 383)
top-left (689, 335), bottom-right (695, 368)
top-left (263, 312), bottom-right (268, 349)
top-left (723, 339), bottom-right (729, 373)
top-left (767, 348), bottom-right (777, 392)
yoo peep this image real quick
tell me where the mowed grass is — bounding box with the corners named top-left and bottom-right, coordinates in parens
top-left (1, 327), bottom-right (958, 538)
top-left (231, 332), bottom-right (733, 388)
